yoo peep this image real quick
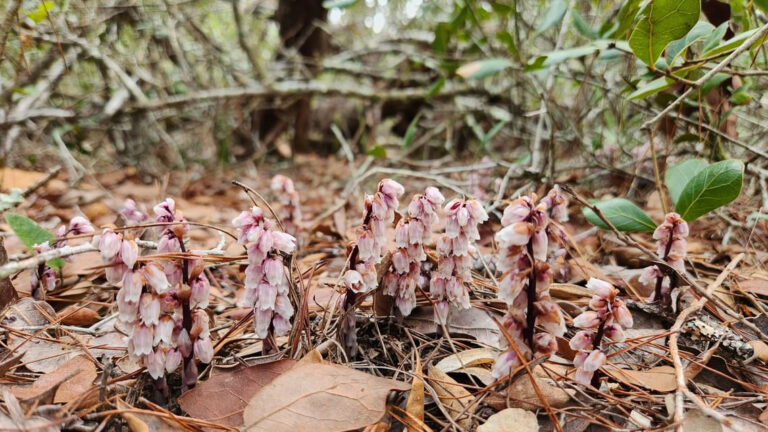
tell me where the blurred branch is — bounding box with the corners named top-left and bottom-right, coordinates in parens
top-left (232, 0), bottom-right (266, 81)
top-left (0, 0), bottom-right (21, 62)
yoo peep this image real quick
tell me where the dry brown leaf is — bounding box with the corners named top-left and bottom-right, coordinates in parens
top-left (487, 367), bottom-right (573, 411)
top-left (427, 365), bottom-right (476, 429)
top-left (406, 306), bottom-right (501, 348)
top-left (9, 355), bottom-right (96, 404)
top-left (478, 408), bottom-right (538, 432)
top-left (243, 362), bottom-right (409, 432)
top-left (435, 348), bottom-right (494, 373)
top-left (604, 365), bottom-right (676, 392)
top-left (748, 340), bottom-right (768, 362)
top-left (0, 167), bottom-right (44, 191)
top-left (404, 357), bottom-right (425, 431)
top-left (739, 279), bottom-right (768, 297)
top-left (549, 283), bottom-right (592, 301)
top-left (58, 305), bottom-right (100, 326)
top-left (456, 366), bottom-right (494, 386)
top-left (179, 359), bottom-right (296, 427)
top-left (0, 390), bottom-right (59, 432)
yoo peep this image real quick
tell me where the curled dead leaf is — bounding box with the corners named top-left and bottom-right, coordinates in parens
top-left (8, 355), bottom-right (96, 404)
top-left (435, 348), bottom-right (495, 373)
top-left (427, 365), bottom-right (476, 429)
top-left (404, 357), bottom-right (425, 431)
top-left (486, 366), bottom-right (573, 411)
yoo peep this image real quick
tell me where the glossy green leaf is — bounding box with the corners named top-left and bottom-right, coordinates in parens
top-left (628, 0), bottom-right (701, 67)
top-left (674, 160), bottom-right (743, 221)
top-left (583, 198), bottom-right (657, 232)
top-left (701, 28), bottom-right (759, 58)
top-left (665, 159), bottom-right (708, 205)
top-left (702, 22), bottom-right (728, 53)
top-left (456, 58), bottom-right (513, 79)
top-left (667, 21), bottom-right (714, 62)
top-left (700, 73), bottom-right (731, 95)
top-left (402, 113), bottom-right (422, 148)
top-left (6, 213), bottom-right (64, 269)
top-left (535, 0), bottom-right (568, 35)
top-left (602, 0), bottom-right (641, 39)
top-left (628, 77), bottom-right (674, 100)
top-left (572, 11), bottom-right (598, 39)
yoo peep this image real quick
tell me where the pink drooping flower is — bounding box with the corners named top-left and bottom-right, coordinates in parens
top-left (492, 188), bottom-right (566, 379)
top-left (383, 187), bottom-right (445, 316)
top-left (271, 175), bottom-right (302, 236)
top-left (641, 212), bottom-right (689, 305)
top-left (430, 198), bottom-right (488, 324)
top-left (234, 206), bottom-right (296, 342)
top-left (120, 199), bottom-right (149, 225)
top-left (569, 278), bottom-right (632, 386)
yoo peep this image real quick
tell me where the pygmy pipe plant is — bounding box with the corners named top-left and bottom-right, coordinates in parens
top-left (270, 175), bottom-right (302, 236)
top-left (30, 216), bottom-right (94, 299)
top-left (341, 179), bottom-right (404, 356)
top-left (232, 205), bottom-right (297, 354)
top-left (638, 212), bottom-right (689, 305)
top-left (492, 188), bottom-right (567, 379)
top-left (383, 186), bottom-right (445, 317)
top-left (570, 278), bottom-right (633, 386)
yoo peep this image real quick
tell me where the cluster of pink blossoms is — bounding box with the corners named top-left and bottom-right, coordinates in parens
top-left (429, 198), bottom-right (488, 324)
top-left (270, 175), bottom-right (302, 236)
top-left (343, 179), bottom-right (404, 295)
top-left (570, 278), bottom-right (633, 385)
top-left (106, 198), bottom-right (212, 382)
top-left (638, 212), bottom-right (689, 304)
top-left (120, 199), bottom-right (149, 225)
top-left (492, 190), bottom-right (566, 379)
top-left (383, 187), bottom-right (445, 316)
top-left (30, 216), bottom-right (94, 299)
top-left (233, 206), bottom-right (296, 343)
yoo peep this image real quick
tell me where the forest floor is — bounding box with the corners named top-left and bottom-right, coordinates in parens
top-left (0, 153), bottom-right (767, 431)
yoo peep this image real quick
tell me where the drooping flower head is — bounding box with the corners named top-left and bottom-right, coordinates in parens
top-left (569, 278), bottom-right (633, 385)
top-left (639, 212), bottom-right (689, 304)
top-left (384, 187), bottom-right (445, 316)
top-left (270, 175), bottom-right (302, 236)
top-left (430, 198), bottom-right (488, 324)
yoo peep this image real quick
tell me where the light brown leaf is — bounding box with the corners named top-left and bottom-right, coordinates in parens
top-left (604, 365), bottom-right (676, 392)
top-left (478, 408), bottom-right (538, 432)
top-left (117, 400), bottom-right (185, 432)
top-left (179, 359), bottom-right (296, 427)
top-left (58, 305), bottom-right (100, 326)
top-left (243, 362), bottom-right (409, 432)
top-left (549, 283), bottom-right (592, 301)
top-left (427, 365), bottom-right (476, 429)
top-left (436, 348), bottom-right (494, 373)
top-left (486, 367), bottom-right (573, 411)
top-left (404, 356), bottom-right (425, 431)
top-left (0, 167), bottom-right (44, 191)
top-left (406, 306), bottom-right (501, 348)
top-left (9, 355), bottom-right (96, 404)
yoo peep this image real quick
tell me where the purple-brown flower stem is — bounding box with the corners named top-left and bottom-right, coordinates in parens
top-left (524, 246), bottom-right (536, 350)
top-left (654, 227), bottom-right (675, 304)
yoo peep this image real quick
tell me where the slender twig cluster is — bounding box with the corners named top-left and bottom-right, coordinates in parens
top-left (270, 175), bottom-right (302, 236)
top-left (429, 198), bottom-right (488, 324)
top-left (492, 190), bottom-right (565, 379)
top-left (233, 206), bottom-right (296, 353)
top-left (30, 216), bottom-right (94, 299)
top-left (383, 187), bottom-right (445, 316)
top-left (639, 212), bottom-right (689, 305)
top-left (570, 278), bottom-right (633, 385)
top-left (341, 179), bottom-right (404, 355)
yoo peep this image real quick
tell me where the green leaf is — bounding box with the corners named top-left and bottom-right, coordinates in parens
top-left (665, 159), bottom-right (708, 205)
top-left (702, 22), bottom-right (728, 53)
top-left (27, 1), bottom-right (54, 24)
top-left (601, 0), bottom-right (642, 38)
top-left (322, 0), bottom-right (358, 9)
top-left (402, 113), bottom-right (422, 148)
top-left (495, 31), bottom-right (519, 59)
top-left (366, 145), bottom-right (387, 159)
top-left (674, 160), bottom-right (743, 221)
top-left (456, 58), bottom-right (512, 79)
top-left (583, 198), bottom-right (657, 232)
top-left (700, 73), bottom-right (731, 95)
top-left (628, 0), bottom-right (701, 67)
top-left (480, 121), bottom-right (507, 150)
top-left (433, 22), bottom-right (451, 55)
top-left (701, 28), bottom-right (759, 58)
top-left (666, 21), bottom-right (715, 62)
top-left (628, 76), bottom-right (674, 100)
top-left (535, 0), bottom-right (568, 35)
top-left (756, 0), bottom-right (768, 13)
top-left (525, 43), bottom-right (605, 71)
top-left (6, 213), bottom-right (53, 249)
top-left (572, 11), bottom-right (598, 39)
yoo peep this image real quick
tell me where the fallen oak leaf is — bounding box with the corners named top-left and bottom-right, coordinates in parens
top-left (242, 362), bottom-right (409, 432)
top-left (179, 359), bottom-right (296, 427)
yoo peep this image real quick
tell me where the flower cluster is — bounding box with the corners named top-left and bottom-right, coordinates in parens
top-left (383, 187), bottom-right (445, 316)
top-left (429, 198), bottom-right (488, 324)
top-left (30, 216), bottom-right (94, 299)
top-left (639, 212), bottom-right (689, 305)
top-left (270, 175), bottom-right (302, 236)
top-left (570, 278), bottom-right (633, 385)
top-left (120, 199), bottom-right (149, 225)
top-left (343, 179), bottom-right (404, 295)
top-left (233, 206), bottom-right (296, 345)
top-left (492, 190), bottom-right (565, 379)
top-left (106, 198), bottom-right (213, 382)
